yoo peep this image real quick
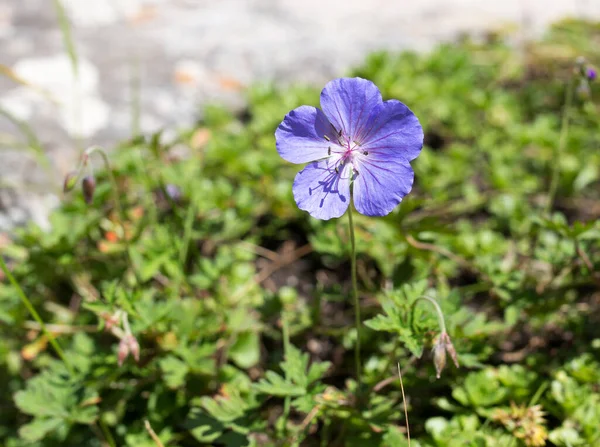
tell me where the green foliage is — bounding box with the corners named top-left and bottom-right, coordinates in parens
top-left (1, 19), bottom-right (600, 446)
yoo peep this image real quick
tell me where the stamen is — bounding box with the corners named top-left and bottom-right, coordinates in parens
top-left (353, 140), bottom-right (361, 146)
top-left (363, 151), bottom-right (368, 155)
top-left (324, 135), bottom-right (330, 141)
top-left (328, 147), bottom-right (331, 156)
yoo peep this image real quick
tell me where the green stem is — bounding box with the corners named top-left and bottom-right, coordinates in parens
top-left (411, 295), bottom-right (446, 334)
top-left (347, 205), bottom-right (362, 388)
top-left (85, 146), bottom-right (141, 285)
top-left (99, 419), bottom-right (117, 447)
top-left (546, 77), bottom-right (574, 215)
top-left (0, 256), bottom-right (74, 375)
top-left (281, 307), bottom-right (291, 435)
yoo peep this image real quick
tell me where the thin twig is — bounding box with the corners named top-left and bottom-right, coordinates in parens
top-left (405, 234), bottom-right (473, 271)
top-left (230, 243), bottom-right (312, 302)
top-left (239, 241), bottom-right (279, 262)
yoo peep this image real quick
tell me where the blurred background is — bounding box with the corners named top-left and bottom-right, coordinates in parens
top-left (1, 0), bottom-right (600, 232)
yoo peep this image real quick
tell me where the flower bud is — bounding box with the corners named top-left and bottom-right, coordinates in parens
top-left (587, 67), bottom-right (597, 82)
top-left (127, 335), bottom-right (140, 362)
top-left (433, 339), bottom-right (446, 379)
top-left (63, 171), bottom-right (79, 193)
top-left (82, 175), bottom-right (96, 204)
top-left (432, 332), bottom-right (459, 379)
top-left (118, 337), bottom-right (130, 366)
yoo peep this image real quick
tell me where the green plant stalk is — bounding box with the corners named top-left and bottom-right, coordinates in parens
top-left (175, 199), bottom-right (197, 294)
top-left (546, 76), bottom-right (574, 215)
top-left (98, 419), bottom-right (117, 447)
top-left (86, 146), bottom-right (141, 285)
top-left (281, 307), bottom-right (291, 436)
top-left (130, 59), bottom-right (141, 138)
top-left (0, 256), bottom-right (74, 375)
top-left (52, 0), bottom-right (78, 76)
top-left (347, 204), bottom-right (362, 388)
top-left (412, 295), bottom-right (446, 334)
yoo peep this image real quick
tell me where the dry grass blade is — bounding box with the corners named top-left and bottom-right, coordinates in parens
top-left (0, 64), bottom-right (57, 104)
top-left (144, 420), bottom-right (165, 447)
top-left (398, 362), bottom-right (410, 447)
top-left (0, 106), bottom-right (52, 171)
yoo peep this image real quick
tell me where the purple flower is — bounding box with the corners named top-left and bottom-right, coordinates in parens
top-left (587, 67), bottom-right (597, 81)
top-left (276, 77), bottom-right (423, 220)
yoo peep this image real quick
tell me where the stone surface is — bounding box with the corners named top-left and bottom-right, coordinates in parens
top-left (0, 0), bottom-right (599, 230)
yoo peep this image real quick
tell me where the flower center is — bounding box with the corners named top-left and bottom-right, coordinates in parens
top-left (324, 123), bottom-right (369, 177)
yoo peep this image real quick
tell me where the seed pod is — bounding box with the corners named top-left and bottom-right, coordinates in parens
top-left (82, 175), bottom-right (96, 204)
top-left (63, 170), bottom-right (79, 193)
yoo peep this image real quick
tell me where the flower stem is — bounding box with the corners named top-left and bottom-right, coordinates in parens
top-left (347, 205), bottom-right (362, 388)
top-left (546, 76), bottom-right (574, 215)
top-left (281, 306), bottom-right (291, 435)
top-left (85, 146), bottom-right (141, 285)
top-left (411, 295), bottom-right (446, 334)
top-left (0, 256), bottom-right (74, 376)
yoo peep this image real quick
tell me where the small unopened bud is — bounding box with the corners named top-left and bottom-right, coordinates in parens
top-left (118, 337), bottom-right (130, 366)
top-left (63, 171), bottom-right (79, 193)
top-left (82, 176), bottom-right (96, 204)
top-left (587, 67), bottom-right (597, 82)
top-left (127, 335), bottom-right (140, 362)
top-left (433, 332), bottom-right (459, 379)
top-left (433, 340), bottom-right (446, 379)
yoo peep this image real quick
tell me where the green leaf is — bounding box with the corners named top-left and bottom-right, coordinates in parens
top-left (19, 417), bottom-right (64, 443)
top-left (160, 355), bottom-right (189, 389)
top-left (229, 331), bottom-right (260, 369)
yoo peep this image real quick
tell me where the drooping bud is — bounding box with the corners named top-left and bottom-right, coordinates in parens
top-left (118, 337), bottom-right (130, 366)
top-left (432, 332), bottom-right (459, 379)
top-left (82, 175), bottom-right (96, 204)
top-left (433, 339), bottom-right (446, 379)
top-left (63, 170), bottom-right (79, 193)
top-left (127, 335), bottom-right (140, 362)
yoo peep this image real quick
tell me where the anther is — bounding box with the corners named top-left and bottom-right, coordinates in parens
top-left (353, 140), bottom-right (361, 146)
top-left (328, 147), bottom-right (331, 156)
top-left (324, 135), bottom-right (330, 141)
top-left (363, 151), bottom-right (369, 155)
